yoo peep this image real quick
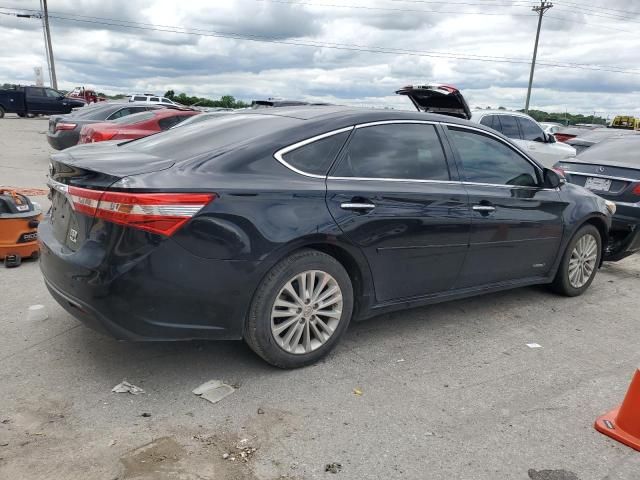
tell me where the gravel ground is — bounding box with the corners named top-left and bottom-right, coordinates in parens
top-left (1, 115), bottom-right (639, 480)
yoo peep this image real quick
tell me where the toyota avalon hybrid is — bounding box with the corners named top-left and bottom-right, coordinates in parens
top-left (40, 106), bottom-right (615, 368)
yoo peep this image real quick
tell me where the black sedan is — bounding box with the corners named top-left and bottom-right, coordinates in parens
top-left (40, 107), bottom-right (614, 368)
top-left (47, 102), bottom-right (164, 150)
top-left (555, 135), bottom-right (640, 261)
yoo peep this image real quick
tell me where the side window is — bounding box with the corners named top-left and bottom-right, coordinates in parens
top-left (161, 98), bottom-right (172, 104)
top-left (150, 97), bottom-right (159, 102)
top-left (29, 87), bottom-right (46, 97)
top-left (281, 131), bottom-right (350, 176)
top-left (479, 115), bottom-right (496, 130)
top-left (158, 116), bottom-right (184, 130)
top-left (498, 115), bottom-right (521, 139)
top-left (45, 88), bottom-right (61, 98)
top-left (108, 108), bottom-right (130, 120)
top-left (447, 127), bottom-right (539, 187)
top-left (333, 123), bottom-right (450, 181)
top-left (517, 117), bottom-right (545, 142)
top-left (133, 96), bottom-right (147, 102)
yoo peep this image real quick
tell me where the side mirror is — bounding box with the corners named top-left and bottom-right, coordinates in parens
top-left (546, 133), bottom-right (556, 143)
top-left (543, 168), bottom-right (564, 188)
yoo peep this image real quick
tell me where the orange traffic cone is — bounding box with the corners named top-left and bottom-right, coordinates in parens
top-left (594, 367), bottom-right (640, 451)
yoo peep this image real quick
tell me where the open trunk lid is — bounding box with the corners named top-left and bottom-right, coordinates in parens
top-left (396, 84), bottom-right (471, 119)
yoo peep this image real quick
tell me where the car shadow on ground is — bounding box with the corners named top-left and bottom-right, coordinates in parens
top-left (62, 284), bottom-right (553, 390)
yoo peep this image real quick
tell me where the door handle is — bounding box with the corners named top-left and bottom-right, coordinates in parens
top-left (340, 202), bottom-right (376, 211)
top-left (472, 205), bottom-right (496, 213)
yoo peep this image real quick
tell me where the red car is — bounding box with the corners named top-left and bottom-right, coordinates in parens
top-left (79, 108), bottom-right (200, 144)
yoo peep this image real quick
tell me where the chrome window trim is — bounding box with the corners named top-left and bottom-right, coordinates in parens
top-left (273, 119), bottom-right (554, 191)
top-left (562, 171), bottom-right (638, 183)
top-left (273, 126), bottom-right (355, 179)
top-left (354, 119), bottom-right (438, 129)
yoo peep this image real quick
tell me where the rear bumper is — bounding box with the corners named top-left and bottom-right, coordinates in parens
top-left (38, 220), bottom-right (261, 341)
top-left (46, 130), bottom-right (79, 150)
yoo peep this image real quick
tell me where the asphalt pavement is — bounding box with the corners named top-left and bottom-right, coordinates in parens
top-left (1, 115), bottom-right (639, 480)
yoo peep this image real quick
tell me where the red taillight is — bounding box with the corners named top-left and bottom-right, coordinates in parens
top-left (55, 122), bottom-right (76, 131)
top-left (67, 186), bottom-right (216, 236)
top-left (633, 184), bottom-right (640, 196)
top-left (91, 131), bottom-right (116, 143)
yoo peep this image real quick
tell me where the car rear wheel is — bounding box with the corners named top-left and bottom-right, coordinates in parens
top-left (245, 249), bottom-right (353, 368)
top-left (551, 224), bottom-right (601, 296)
top-left (0, 106), bottom-right (5, 119)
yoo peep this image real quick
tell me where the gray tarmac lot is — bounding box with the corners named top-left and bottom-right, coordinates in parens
top-left (0, 115), bottom-right (639, 480)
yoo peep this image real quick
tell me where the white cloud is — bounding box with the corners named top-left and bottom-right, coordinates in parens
top-left (1, 0), bottom-right (639, 115)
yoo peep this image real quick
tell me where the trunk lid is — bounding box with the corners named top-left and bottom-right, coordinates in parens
top-left (47, 144), bottom-right (174, 250)
top-left (396, 84), bottom-right (472, 119)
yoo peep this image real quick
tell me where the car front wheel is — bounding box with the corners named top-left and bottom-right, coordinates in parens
top-left (245, 249), bottom-right (353, 368)
top-left (551, 224), bottom-right (602, 296)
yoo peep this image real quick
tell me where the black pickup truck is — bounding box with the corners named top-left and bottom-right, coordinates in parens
top-left (0, 86), bottom-right (85, 118)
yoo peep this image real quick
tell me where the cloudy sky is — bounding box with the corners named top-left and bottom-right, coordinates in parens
top-left (1, 0), bottom-right (639, 116)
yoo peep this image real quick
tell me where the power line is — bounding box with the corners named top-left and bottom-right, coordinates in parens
top-left (554, 0), bottom-right (640, 17)
top-left (253, 0), bottom-right (538, 16)
top-left (1, 6), bottom-right (639, 76)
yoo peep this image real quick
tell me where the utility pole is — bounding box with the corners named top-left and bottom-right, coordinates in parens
top-left (524, 0), bottom-right (553, 113)
top-left (41, 0), bottom-right (57, 90)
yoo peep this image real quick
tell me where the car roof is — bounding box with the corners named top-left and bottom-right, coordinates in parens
top-left (237, 105), bottom-right (500, 132)
top-left (471, 109), bottom-right (534, 118)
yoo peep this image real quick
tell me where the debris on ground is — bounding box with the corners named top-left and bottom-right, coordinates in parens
top-left (222, 439), bottom-right (257, 462)
top-left (526, 343), bottom-right (543, 349)
top-left (108, 440), bottom-right (116, 447)
top-left (192, 380), bottom-right (235, 404)
top-left (353, 387), bottom-right (363, 396)
top-left (0, 442), bottom-right (8, 447)
top-left (112, 381), bottom-right (145, 395)
top-left (325, 462), bottom-right (343, 473)
top-left (257, 408), bottom-right (265, 415)
top-left (140, 412), bottom-right (151, 418)
top-left (26, 304), bottom-right (48, 322)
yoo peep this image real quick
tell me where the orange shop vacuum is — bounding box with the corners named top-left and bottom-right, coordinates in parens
top-left (0, 188), bottom-right (43, 268)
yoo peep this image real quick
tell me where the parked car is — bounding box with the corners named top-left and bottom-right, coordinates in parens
top-left (565, 128), bottom-right (639, 154)
top-left (128, 93), bottom-right (179, 105)
top-left (40, 106), bottom-right (615, 367)
top-left (251, 99), bottom-right (332, 108)
top-left (396, 85), bottom-right (576, 167)
top-left (78, 108), bottom-right (199, 143)
top-left (47, 103), bottom-right (164, 150)
top-left (0, 85), bottom-right (85, 118)
top-left (554, 126), bottom-right (597, 143)
top-left (540, 122), bottom-right (563, 135)
top-left (555, 135), bottom-right (640, 261)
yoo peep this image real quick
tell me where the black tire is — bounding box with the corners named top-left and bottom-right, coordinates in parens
top-left (17, 112), bottom-right (26, 118)
top-left (0, 106), bottom-right (5, 119)
top-left (245, 249), bottom-right (354, 368)
top-left (551, 224), bottom-right (602, 297)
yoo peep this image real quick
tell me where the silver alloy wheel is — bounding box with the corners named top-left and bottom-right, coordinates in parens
top-left (270, 270), bottom-right (343, 355)
top-left (568, 233), bottom-right (598, 288)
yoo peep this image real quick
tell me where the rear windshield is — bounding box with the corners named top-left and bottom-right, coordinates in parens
top-left (70, 104), bottom-right (125, 120)
top-left (124, 113), bottom-right (299, 160)
top-left (112, 111), bottom-right (156, 125)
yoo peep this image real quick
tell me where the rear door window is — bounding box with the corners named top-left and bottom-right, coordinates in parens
top-left (447, 127), bottom-right (538, 187)
top-left (29, 87), bottom-right (46, 97)
top-left (479, 115), bottom-right (497, 130)
top-left (158, 115), bottom-right (187, 130)
top-left (133, 96), bottom-right (147, 102)
top-left (150, 97), bottom-right (159, 102)
top-left (517, 117), bottom-right (545, 142)
top-left (332, 123), bottom-right (450, 181)
top-left (498, 115), bottom-right (521, 139)
top-left (281, 131), bottom-right (350, 176)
